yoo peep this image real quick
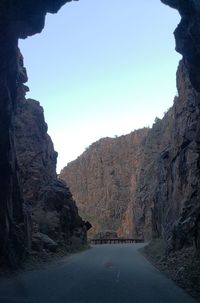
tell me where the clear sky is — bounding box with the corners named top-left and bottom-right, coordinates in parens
top-left (19, 0), bottom-right (181, 172)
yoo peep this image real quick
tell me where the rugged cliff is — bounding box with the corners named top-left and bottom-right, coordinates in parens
top-left (14, 51), bottom-right (88, 257)
top-left (0, 0), bottom-right (200, 267)
top-left (61, 59), bottom-right (200, 254)
top-left (0, 0), bottom-right (78, 267)
top-left (60, 129), bottom-right (149, 237)
top-left (135, 59), bottom-right (200, 252)
top-left (162, 0), bottom-right (200, 92)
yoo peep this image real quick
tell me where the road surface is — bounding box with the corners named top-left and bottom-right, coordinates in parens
top-left (0, 244), bottom-right (197, 303)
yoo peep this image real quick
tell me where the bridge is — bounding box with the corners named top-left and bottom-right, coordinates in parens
top-left (90, 238), bottom-right (144, 245)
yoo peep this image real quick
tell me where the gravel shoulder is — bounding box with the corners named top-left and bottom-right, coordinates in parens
top-left (141, 239), bottom-right (200, 302)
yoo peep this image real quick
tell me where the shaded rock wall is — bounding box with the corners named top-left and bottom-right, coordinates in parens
top-left (135, 59), bottom-right (200, 251)
top-left (0, 11), bottom-right (26, 268)
top-left (60, 130), bottom-right (148, 237)
top-left (14, 51), bottom-right (88, 253)
top-left (162, 0), bottom-right (200, 92)
top-left (0, 0), bottom-right (77, 267)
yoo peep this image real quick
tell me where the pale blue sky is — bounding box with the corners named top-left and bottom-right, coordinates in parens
top-left (19, 0), bottom-right (181, 171)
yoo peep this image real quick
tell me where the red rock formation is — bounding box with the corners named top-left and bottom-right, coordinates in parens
top-left (60, 129), bottom-right (149, 238)
top-left (61, 58), bottom-right (200, 254)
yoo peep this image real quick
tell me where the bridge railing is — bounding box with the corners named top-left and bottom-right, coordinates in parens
top-left (90, 238), bottom-right (144, 245)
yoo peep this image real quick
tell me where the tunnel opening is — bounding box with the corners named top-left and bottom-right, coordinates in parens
top-left (19, 0), bottom-right (181, 172)
top-left (2, 0), bottom-right (200, 269)
top-left (20, 0), bottom-right (180, 242)
top-left (19, 0), bottom-right (181, 239)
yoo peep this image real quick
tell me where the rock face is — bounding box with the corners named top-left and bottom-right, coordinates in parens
top-left (0, 0), bottom-right (79, 267)
top-left (61, 59), bottom-right (200, 255)
top-left (135, 59), bottom-right (200, 252)
top-left (14, 51), bottom-right (88, 255)
top-left (0, 0), bottom-right (200, 267)
top-left (161, 0), bottom-right (200, 92)
top-left (60, 130), bottom-right (149, 237)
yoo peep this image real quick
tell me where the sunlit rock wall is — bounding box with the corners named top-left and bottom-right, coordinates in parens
top-left (60, 130), bottom-right (148, 238)
top-left (61, 59), bottom-right (200, 255)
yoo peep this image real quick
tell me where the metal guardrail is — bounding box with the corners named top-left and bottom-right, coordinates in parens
top-left (90, 238), bottom-right (144, 245)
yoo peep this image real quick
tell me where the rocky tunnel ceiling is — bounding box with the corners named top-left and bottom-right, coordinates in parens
top-left (2, 0), bottom-right (199, 90)
top-left (161, 0), bottom-right (200, 91)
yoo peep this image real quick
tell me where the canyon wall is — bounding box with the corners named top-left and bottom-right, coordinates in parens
top-left (135, 59), bottom-right (200, 251)
top-left (0, 0), bottom-right (200, 266)
top-left (60, 0), bottom-right (200, 251)
top-left (61, 59), bottom-right (200, 254)
top-left (60, 130), bottom-right (149, 237)
top-left (15, 51), bottom-right (88, 255)
top-left (162, 0), bottom-right (200, 92)
top-left (0, 0), bottom-right (81, 268)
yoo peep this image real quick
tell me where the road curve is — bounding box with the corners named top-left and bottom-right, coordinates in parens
top-left (0, 244), bottom-right (197, 303)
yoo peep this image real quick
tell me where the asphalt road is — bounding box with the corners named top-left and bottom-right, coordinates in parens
top-left (0, 244), bottom-right (197, 303)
